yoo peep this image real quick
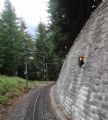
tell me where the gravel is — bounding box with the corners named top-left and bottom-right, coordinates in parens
top-left (0, 89), bottom-right (36, 120)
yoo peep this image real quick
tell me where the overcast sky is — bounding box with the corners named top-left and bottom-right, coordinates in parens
top-left (0, 0), bottom-right (49, 36)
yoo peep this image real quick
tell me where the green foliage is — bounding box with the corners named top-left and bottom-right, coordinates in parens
top-left (0, 0), bottom-right (34, 76)
top-left (48, 0), bottom-right (102, 58)
top-left (34, 22), bottom-right (47, 80)
top-left (0, 76), bottom-right (52, 105)
top-left (48, 0), bottom-right (82, 58)
top-left (33, 22), bottom-right (62, 80)
top-left (0, 76), bottom-right (25, 104)
top-left (0, 0), bottom-right (20, 75)
top-left (0, 96), bottom-right (9, 105)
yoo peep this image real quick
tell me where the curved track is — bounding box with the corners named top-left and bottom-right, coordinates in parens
top-left (24, 84), bottom-right (59, 120)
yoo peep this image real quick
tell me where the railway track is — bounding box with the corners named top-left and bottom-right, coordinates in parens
top-left (24, 84), bottom-right (59, 120)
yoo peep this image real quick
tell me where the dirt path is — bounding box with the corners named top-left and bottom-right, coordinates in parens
top-left (24, 84), bottom-right (59, 120)
top-left (0, 88), bottom-right (36, 120)
top-left (0, 82), bottom-right (54, 120)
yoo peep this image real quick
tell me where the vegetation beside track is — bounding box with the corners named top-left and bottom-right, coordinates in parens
top-left (0, 76), bottom-right (51, 105)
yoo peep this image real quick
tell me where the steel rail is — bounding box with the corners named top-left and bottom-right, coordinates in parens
top-left (32, 86), bottom-right (48, 120)
top-left (41, 87), bottom-right (48, 120)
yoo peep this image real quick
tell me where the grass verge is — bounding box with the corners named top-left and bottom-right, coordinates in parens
top-left (0, 76), bottom-right (52, 105)
top-left (0, 76), bottom-right (26, 105)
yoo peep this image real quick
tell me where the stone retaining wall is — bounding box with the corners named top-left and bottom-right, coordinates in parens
top-left (55, 1), bottom-right (108, 120)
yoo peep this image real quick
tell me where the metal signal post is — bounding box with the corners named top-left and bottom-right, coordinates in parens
top-left (25, 57), bottom-right (28, 89)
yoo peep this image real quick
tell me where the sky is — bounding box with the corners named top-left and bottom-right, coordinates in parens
top-left (0, 0), bottom-right (49, 36)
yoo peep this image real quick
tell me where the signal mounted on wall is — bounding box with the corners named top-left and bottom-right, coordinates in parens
top-left (79, 56), bottom-right (86, 67)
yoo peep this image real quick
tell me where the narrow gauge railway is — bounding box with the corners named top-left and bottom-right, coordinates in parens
top-left (24, 85), bottom-right (59, 120)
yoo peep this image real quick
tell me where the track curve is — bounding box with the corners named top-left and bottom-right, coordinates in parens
top-left (24, 84), bottom-right (59, 120)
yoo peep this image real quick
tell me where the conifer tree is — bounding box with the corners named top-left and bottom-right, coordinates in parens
top-left (0, 0), bottom-right (27, 75)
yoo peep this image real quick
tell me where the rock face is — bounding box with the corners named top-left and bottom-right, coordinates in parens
top-left (55, 1), bottom-right (108, 120)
